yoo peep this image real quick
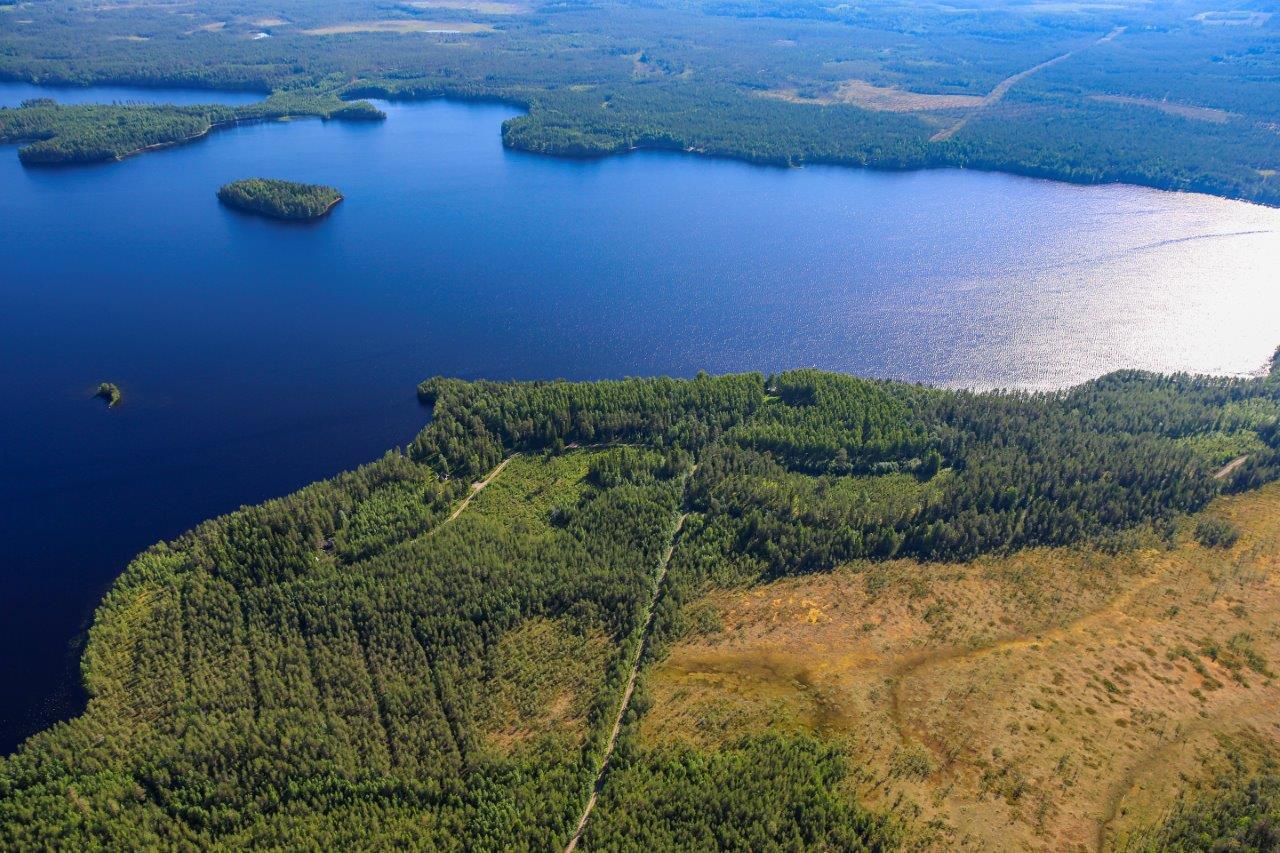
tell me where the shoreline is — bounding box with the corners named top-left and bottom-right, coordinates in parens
top-left (2, 78), bottom-right (1274, 209)
top-left (7, 347), bottom-right (1278, 759)
top-left (217, 187), bottom-right (343, 221)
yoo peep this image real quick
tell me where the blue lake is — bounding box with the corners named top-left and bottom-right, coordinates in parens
top-left (1, 82), bottom-right (1278, 753)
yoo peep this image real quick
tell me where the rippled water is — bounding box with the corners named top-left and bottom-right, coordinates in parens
top-left (1, 82), bottom-right (1278, 752)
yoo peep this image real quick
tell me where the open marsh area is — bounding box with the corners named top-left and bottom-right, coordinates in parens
top-left (646, 484), bottom-right (1280, 849)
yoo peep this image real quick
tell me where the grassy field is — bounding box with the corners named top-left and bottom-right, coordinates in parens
top-left (642, 483), bottom-right (1280, 850)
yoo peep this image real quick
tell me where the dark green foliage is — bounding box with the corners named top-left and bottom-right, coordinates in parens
top-left (0, 441), bottom-right (687, 848)
top-left (0, 95), bottom-right (384, 164)
top-left (218, 178), bottom-right (343, 221)
top-left (411, 373), bottom-right (765, 479)
top-left (584, 732), bottom-right (899, 850)
top-left (1124, 743), bottom-right (1280, 852)
top-left (1195, 516), bottom-right (1241, 549)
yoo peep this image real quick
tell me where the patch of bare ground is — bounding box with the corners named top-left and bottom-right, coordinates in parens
top-left (1194, 10), bottom-right (1273, 26)
top-left (835, 79), bottom-right (986, 112)
top-left (1091, 94), bottom-right (1233, 124)
top-left (646, 483), bottom-right (1280, 850)
top-left (474, 617), bottom-right (610, 755)
top-left (89, 1), bottom-right (193, 10)
top-left (761, 26), bottom-right (1124, 137)
top-left (408, 0), bottom-right (529, 13)
top-left (1215, 454), bottom-right (1249, 480)
top-left (759, 81), bottom-right (983, 112)
top-left (302, 20), bottom-right (493, 35)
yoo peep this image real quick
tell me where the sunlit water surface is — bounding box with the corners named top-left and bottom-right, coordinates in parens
top-left (1, 81), bottom-right (1277, 752)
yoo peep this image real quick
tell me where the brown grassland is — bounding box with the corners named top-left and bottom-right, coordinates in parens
top-left (302, 20), bottom-right (493, 35)
top-left (407, 0), bottom-right (530, 15)
top-left (760, 81), bottom-right (984, 112)
top-left (643, 483), bottom-right (1280, 850)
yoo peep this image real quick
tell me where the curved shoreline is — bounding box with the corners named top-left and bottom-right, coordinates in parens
top-left (2, 78), bottom-right (1275, 209)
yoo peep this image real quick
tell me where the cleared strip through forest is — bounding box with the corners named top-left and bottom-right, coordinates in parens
top-left (564, 502), bottom-right (691, 853)
top-left (437, 454), bottom-right (516, 530)
top-left (930, 27), bottom-right (1124, 142)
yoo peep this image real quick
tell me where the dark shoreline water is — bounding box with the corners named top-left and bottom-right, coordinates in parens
top-left (2, 81), bottom-right (1279, 754)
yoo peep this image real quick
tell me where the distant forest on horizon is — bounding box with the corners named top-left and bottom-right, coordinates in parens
top-left (0, 0), bottom-right (1277, 203)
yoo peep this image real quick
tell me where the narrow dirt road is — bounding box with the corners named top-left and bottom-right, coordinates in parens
top-left (1214, 454), bottom-right (1249, 480)
top-left (564, 508), bottom-right (690, 853)
top-left (930, 27), bottom-right (1124, 142)
top-left (436, 454), bottom-right (515, 530)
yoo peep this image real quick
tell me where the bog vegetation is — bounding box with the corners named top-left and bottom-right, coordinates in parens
top-left (218, 178), bottom-right (342, 220)
top-left (2, 354), bottom-right (1279, 848)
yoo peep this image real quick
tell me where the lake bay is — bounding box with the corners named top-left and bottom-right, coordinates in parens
top-left (1, 82), bottom-right (1278, 752)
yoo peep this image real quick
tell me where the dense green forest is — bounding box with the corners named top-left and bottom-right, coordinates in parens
top-left (0, 0), bottom-right (1277, 202)
top-left (218, 178), bottom-right (342, 220)
top-left (2, 355), bottom-right (1279, 848)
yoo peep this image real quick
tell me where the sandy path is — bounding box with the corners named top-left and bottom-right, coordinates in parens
top-left (1215, 454), bottom-right (1249, 480)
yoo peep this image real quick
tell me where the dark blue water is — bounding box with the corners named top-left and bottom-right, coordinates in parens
top-left (0, 82), bottom-right (264, 107)
top-left (2, 83), bottom-right (1278, 753)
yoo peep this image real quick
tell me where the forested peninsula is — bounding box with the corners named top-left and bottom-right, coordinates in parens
top-left (218, 178), bottom-right (342, 221)
top-left (3, 354), bottom-right (1279, 849)
top-left (0, 95), bottom-right (382, 165)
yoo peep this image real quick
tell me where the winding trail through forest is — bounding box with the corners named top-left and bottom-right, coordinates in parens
top-left (930, 26), bottom-right (1125, 142)
top-left (564, 495), bottom-right (691, 853)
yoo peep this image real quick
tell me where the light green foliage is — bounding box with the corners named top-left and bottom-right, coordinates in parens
top-left (94, 382), bottom-right (122, 407)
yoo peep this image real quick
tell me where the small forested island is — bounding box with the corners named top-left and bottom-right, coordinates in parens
top-left (4, 353), bottom-right (1280, 849)
top-left (93, 382), bottom-right (121, 408)
top-left (217, 178), bottom-right (343, 221)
